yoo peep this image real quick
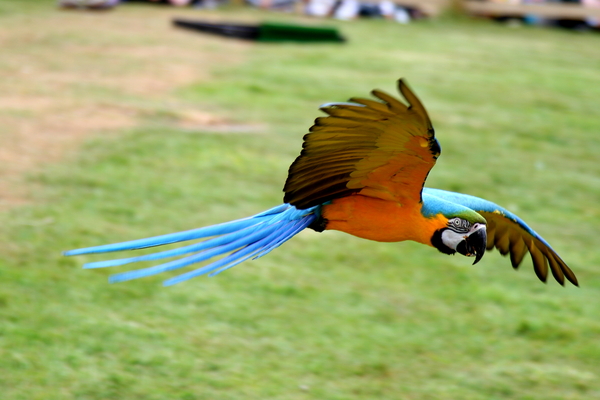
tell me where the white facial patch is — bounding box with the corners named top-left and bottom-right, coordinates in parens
top-left (441, 229), bottom-right (465, 251)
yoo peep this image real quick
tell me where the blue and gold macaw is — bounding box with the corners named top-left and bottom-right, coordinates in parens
top-left (66, 79), bottom-right (578, 286)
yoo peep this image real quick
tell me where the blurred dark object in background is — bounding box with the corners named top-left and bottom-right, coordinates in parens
top-left (58, 0), bottom-right (121, 9)
top-left (121, 0), bottom-right (193, 5)
top-left (173, 18), bottom-right (346, 42)
top-left (465, 0), bottom-right (600, 31)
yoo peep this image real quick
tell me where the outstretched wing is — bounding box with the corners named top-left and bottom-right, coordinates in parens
top-left (423, 188), bottom-right (578, 286)
top-left (284, 79), bottom-right (440, 210)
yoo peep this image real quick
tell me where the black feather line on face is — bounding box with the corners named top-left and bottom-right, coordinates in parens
top-left (447, 218), bottom-right (471, 234)
top-left (447, 226), bottom-right (469, 234)
top-left (431, 229), bottom-right (456, 255)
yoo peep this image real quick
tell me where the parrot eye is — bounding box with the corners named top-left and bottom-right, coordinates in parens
top-left (448, 218), bottom-right (471, 233)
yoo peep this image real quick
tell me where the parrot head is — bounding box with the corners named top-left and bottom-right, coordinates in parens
top-left (431, 212), bottom-right (488, 264)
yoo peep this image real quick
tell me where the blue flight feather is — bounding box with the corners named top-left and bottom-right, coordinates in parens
top-left (66, 204), bottom-right (320, 285)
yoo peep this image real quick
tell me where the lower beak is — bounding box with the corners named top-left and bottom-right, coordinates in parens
top-left (456, 225), bottom-right (487, 265)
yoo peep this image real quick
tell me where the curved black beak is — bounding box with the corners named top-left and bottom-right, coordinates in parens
top-left (456, 225), bottom-right (487, 265)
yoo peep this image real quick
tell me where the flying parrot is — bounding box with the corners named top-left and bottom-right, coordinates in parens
top-left (65, 79), bottom-right (578, 287)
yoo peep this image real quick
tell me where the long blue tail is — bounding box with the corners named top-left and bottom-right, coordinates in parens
top-left (64, 204), bottom-right (320, 286)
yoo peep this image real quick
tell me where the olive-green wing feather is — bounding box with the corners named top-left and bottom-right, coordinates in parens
top-left (284, 79), bottom-right (440, 209)
top-left (423, 188), bottom-right (578, 286)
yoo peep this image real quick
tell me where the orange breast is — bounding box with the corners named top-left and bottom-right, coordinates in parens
top-left (322, 195), bottom-right (447, 245)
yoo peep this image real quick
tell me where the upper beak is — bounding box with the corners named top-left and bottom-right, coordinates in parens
top-left (456, 224), bottom-right (487, 265)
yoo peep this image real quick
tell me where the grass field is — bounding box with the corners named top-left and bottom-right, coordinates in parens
top-left (1, 1), bottom-right (600, 399)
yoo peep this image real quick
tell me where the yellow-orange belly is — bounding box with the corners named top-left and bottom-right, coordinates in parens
top-left (321, 195), bottom-right (447, 246)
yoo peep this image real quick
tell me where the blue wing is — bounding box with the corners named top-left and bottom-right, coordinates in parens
top-left (423, 188), bottom-right (577, 286)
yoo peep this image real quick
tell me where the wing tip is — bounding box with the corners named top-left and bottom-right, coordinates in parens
top-left (533, 266), bottom-right (549, 284)
top-left (397, 77), bottom-right (406, 90)
top-left (564, 268), bottom-right (579, 287)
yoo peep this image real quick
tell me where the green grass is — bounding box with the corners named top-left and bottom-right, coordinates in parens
top-left (2, 2), bottom-right (600, 399)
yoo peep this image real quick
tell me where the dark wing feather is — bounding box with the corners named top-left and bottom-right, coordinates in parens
top-left (481, 211), bottom-right (574, 286)
top-left (284, 79), bottom-right (439, 209)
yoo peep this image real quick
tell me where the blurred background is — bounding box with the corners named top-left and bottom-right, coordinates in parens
top-left (1, 0), bottom-right (599, 399)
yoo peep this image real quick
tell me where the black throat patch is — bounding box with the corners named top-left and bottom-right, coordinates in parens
top-left (431, 228), bottom-right (456, 255)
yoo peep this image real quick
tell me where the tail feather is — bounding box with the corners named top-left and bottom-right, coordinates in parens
top-left (252, 218), bottom-right (308, 260)
top-left (64, 216), bottom-right (267, 256)
top-left (108, 222), bottom-right (282, 283)
top-left (162, 222), bottom-right (301, 286)
top-left (65, 204), bottom-right (320, 285)
top-left (83, 223), bottom-right (265, 269)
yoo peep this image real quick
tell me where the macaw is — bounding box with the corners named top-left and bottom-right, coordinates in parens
top-left (65, 79), bottom-right (578, 287)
